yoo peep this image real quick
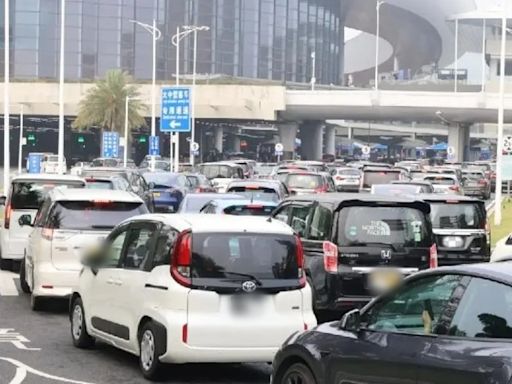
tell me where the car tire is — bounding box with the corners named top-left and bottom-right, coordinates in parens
top-left (139, 322), bottom-right (164, 380)
top-left (0, 251), bottom-right (10, 271)
top-left (19, 258), bottom-right (31, 294)
top-left (279, 363), bottom-right (317, 384)
top-left (70, 297), bottom-right (95, 348)
top-left (30, 294), bottom-right (44, 311)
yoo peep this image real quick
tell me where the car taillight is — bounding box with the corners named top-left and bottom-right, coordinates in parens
top-left (335, 176), bottom-right (344, 181)
top-left (449, 185), bottom-right (460, 192)
top-left (171, 231), bottom-right (192, 287)
top-left (429, 244), bottom-right (438, 269)
top-left (478, 179), bottom-right (487, 185)
top-left (4, 203), bottom-right (11, 229)
top-left (182, 324), bottom-right (188, 344)
top-left (42, 228), bottom-right (54, 241)
top-left (323, 241), bottom-right (338, 273)
top-left (314, 186), bottom-right (328, 193)
top-left (295, 235), bottom-right (306, 287)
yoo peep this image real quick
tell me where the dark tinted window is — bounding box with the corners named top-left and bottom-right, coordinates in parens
top-left (449, 278), bottom-right (512, 339)
top-left (91, 159), bottom-right (120, 167)
top-left (338, 206), bottom-right (431, 247)
top-left (122, 226), bottom-right (155, 270)
top-left (198, 165), bottom-right (235, 179)
top-left (227, 186), bottom-right (279, 202)
top-left (285, 174), bottom-right (322, 189)
top-left (362, 171), bottom-right (401, 189)
top-left (430, 202), bottom-right (485, 229)
top-left (49, 201), bottom-right (147, 230)
top-left (85, 180), bottom-right (114, 190)
top-left (290, 205), bottom-right (311, 237)
top-left (191, 233), bottom-right (299, 280)
top-left (10, 181), bottom-right (85, 209)
top-left (152, 226), bottom-right (179, 267)
top-left (365, 274), bottom-right (461, 335)
top-left (143, 173), bottom-right (184, 188)
top-left (307, 205), bottom-right (332, 241)
top-left (223, 205), bottom-right (275, 216)
top-left (424, 176), bottom-right (455, 185)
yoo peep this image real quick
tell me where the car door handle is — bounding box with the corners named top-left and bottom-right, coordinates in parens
top-left (107, 278), bottom-right (115, 285)
top-left (113, 280), bottom-right (123, 286)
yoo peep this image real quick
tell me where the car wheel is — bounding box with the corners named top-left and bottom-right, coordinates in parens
top-left (139, 322), bottom-right (164, 380)
top-left (19, 258), bottom-right (31, 294)
top-left (0, 252), bottom-right (10, 271)
top-left (280, 363), bottom-right (317, 384)
top-left (70, 297), bottom-right (95, 348)
top-left (30, 294), bottom-right (44, 311)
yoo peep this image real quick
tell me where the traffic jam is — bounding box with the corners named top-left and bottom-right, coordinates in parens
top-left (0, 157), bottom-right (508, 384)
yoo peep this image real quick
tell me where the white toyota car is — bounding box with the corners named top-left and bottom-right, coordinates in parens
top-left (21, 189), bottom-right (147, 310)
top-left (70, 214), bottom-right (316, 380)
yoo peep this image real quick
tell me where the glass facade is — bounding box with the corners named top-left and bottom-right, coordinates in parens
top-left (1, 0), bottom-right (345, 84)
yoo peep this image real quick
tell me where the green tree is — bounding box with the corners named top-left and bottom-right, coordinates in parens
top-left (73, 69), bottom-right (147, 134)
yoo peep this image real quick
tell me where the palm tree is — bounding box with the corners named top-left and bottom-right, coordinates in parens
top-left (73, 69), bottom-right (147, 134)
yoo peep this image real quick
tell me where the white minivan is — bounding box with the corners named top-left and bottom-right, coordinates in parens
top-left (0, 175), bottom-right (86, 270)
top-left (70, 214), bottom-right (316, 380)
top-left (20, 189), bottom-right (148, 310)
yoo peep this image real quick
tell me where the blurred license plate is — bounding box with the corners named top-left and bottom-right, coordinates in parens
top-left (231, 295), bottom-right (263, 316)
top-left (468, 183), bottom-right (478, 187)
top-left (153, 192), bottom-right (161, 197)
top-left (368, 269), bottom-right (403, 295)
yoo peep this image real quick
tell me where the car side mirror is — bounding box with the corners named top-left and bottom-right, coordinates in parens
top-left (0, 196), bottom-right (5, 206)
top-left (81, 246), bottom-right (106, 275)
top-left (148, 182), bottom-right (156, 190)
top-left (339, 309), bottom-right (361, 332)
top-left (18, 214), bottom-right (33, 227)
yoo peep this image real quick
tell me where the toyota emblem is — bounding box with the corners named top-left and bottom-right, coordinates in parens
top-left (242, 281), bottom-right (257, 293)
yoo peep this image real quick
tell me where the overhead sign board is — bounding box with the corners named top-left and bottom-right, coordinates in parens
top-left (160, 87), bottom-right (191, 133)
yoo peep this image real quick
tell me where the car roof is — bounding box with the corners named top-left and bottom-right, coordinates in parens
top-left (48, 188), bottom-right (142, 203)
top-left (11, 174), bottom-right (85, 183)
top-left (199, 162), bottom-right (242, 168)
top-left (415, 193), bottom-right (483, 203)
top-left (363, 167), bottom-right (401, 172)
top-left (391, 180), bottom-right (432, 186)
top-left (283, 192), bottom-right (429, 205)
top-left (227, 179), bottom-right (282, 188)
top-left (122, 214), bottom-right (293, 235)
top-left (208, 198), bottom-right (278, 208)
top-left (183, 193), bottom-right (243, 200)
top-left (422, 173), bottom-right (458, 179)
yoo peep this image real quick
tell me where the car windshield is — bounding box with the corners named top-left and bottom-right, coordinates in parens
top-left (430, 202), bottom-right (485, 230)
top-left (92, 159), bottom-right (119, 167)
top-left (85, 180), bottom-right (114, 190)
top-left (143, 173), bottom-right (182, 188)
top-left (10, 181), bottom-right (85, 209)
top-left (425, 176), bottom-right (455, 185)
top-left (191, 233), bottom-right (299, 280)
top-left (50, 201), bottom-right (146, 230)
top-left (338, 206), bottom-right (430, 247)
top-left (285, 174), bottom-right (322, 189)
top-left (362, 171), bottom-right (400, 188)
top-left (227, 186), bottom-right (279, 202)
top-left (223, 205), bottom-right (275, 216)
top-left (199, 165), bottom-right (234, 179)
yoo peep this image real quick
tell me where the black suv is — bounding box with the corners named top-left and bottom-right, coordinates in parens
top-left (271, 193), bottom-right (436, 319)
top-left (419, 194), bottom-right (490, 265)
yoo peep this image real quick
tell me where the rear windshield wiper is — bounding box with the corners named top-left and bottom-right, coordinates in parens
top-left (90, 225), bottom-right (115, 230)
top-left (221, 271), bottom-right (263, 286)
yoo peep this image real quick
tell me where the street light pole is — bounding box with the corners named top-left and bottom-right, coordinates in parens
top-left (3, 0), bottom-right (10, 191)
top-left (454, 18), bottom-right (459, 93)
top-left (18, 105), bottom-right (24, 175)
top-left (130, 19), bottom-right (162, 172)
top-left (375, 1), bottom-right (385, 90)
top-left (124, 96), bottom-right (130, 169)
top-left (310, 51), bottom-right (316, 90)
top-left (57, 0), bottom-right (65, 174)
top-left (174, 26), bottom-right (180, 173)
top-left (494, 6), bottom-right (508, 225)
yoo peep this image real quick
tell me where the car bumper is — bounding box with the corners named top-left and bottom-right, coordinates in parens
top-left (1, 235), bottom-right (26, 261)
top-left (463, 188), bottom-right (487, 196)
top-left (32, 262), bottom-right (80, 298)
top-left (437, 251), bottom-right (490, 265)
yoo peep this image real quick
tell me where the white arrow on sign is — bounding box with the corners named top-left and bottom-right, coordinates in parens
top-left (362, 146), bottom-right (371, 155)
top-left (191, 142), bottom-right (200, 152)
top-left (275, 143), bottom-right (284, 152)
top-left (170, 120), bottom-right (182, 129)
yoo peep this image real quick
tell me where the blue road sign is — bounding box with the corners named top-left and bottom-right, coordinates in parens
top-left (160, 87), bottom-right (191, 133)
top-left (102, 132), bottom-right (119, 158)
top-left (149, 136), bottom-right (160, 156)
top-left (27, 153), bottom-right (43, 174)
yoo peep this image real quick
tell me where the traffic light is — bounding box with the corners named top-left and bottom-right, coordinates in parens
top-left (139, 135), bottom-right (148, 144)
top-left (77, 135), bottom-right (85, 143)
top-left (27, 133), bottom-right (36, 146)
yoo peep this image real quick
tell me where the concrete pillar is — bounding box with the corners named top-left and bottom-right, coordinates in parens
top-left (214, 126), bottom-right (223, 153)
top-left (448, 124), bottom-right (470, 162)
top-left (347, 126), bottom-right (353, 139)
top-left (299, 121), bottom-right (323, 161)
top-left (278, 123), bottom-right (298, 160)
top-left (232, 135), bottom-right (241, 153)
top-left (325, 126), bottom-right (336, 157)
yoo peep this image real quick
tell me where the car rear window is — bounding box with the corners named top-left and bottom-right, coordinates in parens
top-left (285, 174), bottom-right (322, 189)
top-left (227, 186), bottom-right (279, 202)
top-left (338, 206), bottom-right (431, 247)
top-left (223, 205), bottom-right (275, 216)
top-left (191, 233), bottom-right (299, 281)
top-left (425, 177), bottom-right (455, 185)
top-left (198, 165), bottom-right (235, 179)
top-left (362, 171), bottom-right (400, 189)
top-left (49, 201), bottom-right (147, 230)
top-left (85, 180), bottom-right (114, 190)
top-left (91, 159), bottom-right (119, 167)
top-left (10, 181), bottom-right (85, 209)
top-left (338, 169), bottom-right (360, 176)
top-left (430, 202), bottom-right (485, 229)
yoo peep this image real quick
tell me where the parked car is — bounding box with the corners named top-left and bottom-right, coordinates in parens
top-left (184, 173), bottom-right (216, 193)
top-left (0, 174), bottom-right (86, 270)
top-left (177, 193), bottom-right (244, 213)
top-left (360, 167), bottom-right (402, 192)
top-left (272, 262), bottom-right (512, 384)
top-left (196, 162), bottom-right (245, 193)
top-left (143, 172), bottom-right (192, 213)
top-left (420, 194), bottom-right (490, 265)
top-left (20, 189), bottom-right (147, 310)
top-left (283, 172), bottom-right (336, 195)
top-left (422, 174), bottom-right (463, 195)
top-left (70, 214), bottom-right (316, 379)
top-left (331, 167), bottom-right (361, 192)
top-left (226, 179), bottom-right (288, 202)
top-left (201, 199), bottom-right (278, 216)
top-left (462, 169), bottom-right (491, 200)
top-left (271, 193), bottom-right (436, 318)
